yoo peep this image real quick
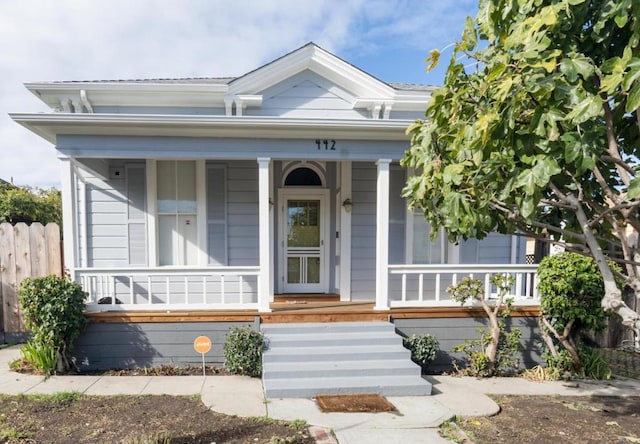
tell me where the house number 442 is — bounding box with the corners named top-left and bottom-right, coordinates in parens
top-left (315, 139), bottom-right (336, 150)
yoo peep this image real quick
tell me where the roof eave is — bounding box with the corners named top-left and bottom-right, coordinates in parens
top-left (10, 113), bottom-right (414, 145)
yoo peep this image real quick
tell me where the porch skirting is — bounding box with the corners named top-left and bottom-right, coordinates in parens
top-left (74, 306), bottom-right (542, 373)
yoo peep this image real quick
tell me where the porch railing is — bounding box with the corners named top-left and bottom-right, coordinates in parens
top-left (388, 264), bottom-right (539, 307)
top-left (75, 266), bottom-right (261, 311)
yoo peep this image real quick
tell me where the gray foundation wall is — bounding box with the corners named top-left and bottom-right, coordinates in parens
top-left (71, 320), bottom-right (258, 371)
top-left (393, 317), bottom-right (543, 373)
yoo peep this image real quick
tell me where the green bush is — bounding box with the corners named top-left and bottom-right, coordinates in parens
top-left (538, 253), bottom-right (610, 335)
top-left (403, 334), bottom-right (439, 371)
top-left (537, 252), bottom-right (614, 375)
top-left (18, 274), bottom-right (88, 374)
top-left (223, 327), bottom-right (264, 377)
top-left (579, 346), bottom-right (611, 380)
top-left (452, 322), bottom-right (522, 377)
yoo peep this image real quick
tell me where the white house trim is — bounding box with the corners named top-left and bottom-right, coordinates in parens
top-left (11, 114), bottom-right (414, 145)
top-left (196, 160), bottom-right (208, 266)
top-left (60, 157), bottom-right (77, 273)
top-left (257, 158), bottom-right (272, 312)
top-left (145, 160), bottom-right (158, 267)
top-left (375, 159), bottom-right (391, 310)
top-left (339, 160), bottom-right (352, 301)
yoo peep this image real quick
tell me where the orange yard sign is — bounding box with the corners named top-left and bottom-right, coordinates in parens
top-left (194, 336), bottom-right (212, 354)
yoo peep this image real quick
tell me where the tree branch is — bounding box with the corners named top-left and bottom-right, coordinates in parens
top-left (601, 92), bottom-right (632, 187)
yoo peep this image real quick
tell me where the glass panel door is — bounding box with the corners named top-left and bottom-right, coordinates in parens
top-left (281, 195), bottom-right (325, 293)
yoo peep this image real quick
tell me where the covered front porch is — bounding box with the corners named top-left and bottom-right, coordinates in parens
top-left (77, 263), bottom-right (540, 314)
top-left (56, 151), bottom-right (540, 315)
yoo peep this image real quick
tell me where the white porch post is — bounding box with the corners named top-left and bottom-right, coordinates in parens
top-left (59, 156), bottom-right (77, 275)
top-left (339, 161), bottom-right (352, 301)
top-left (257, 158), bottom-right (272, 312)
top-left (375, 159), bottom-right (391, 310)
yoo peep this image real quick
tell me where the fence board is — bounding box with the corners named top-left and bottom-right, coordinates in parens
top-left (13, 223), bottom-right (31, 332)
top-left (0, 222), bottom-right (62, 335)
top-left (45, 223), bottom-right (62, 276)
top-left (0, 223), bottom-right (19, 332)
top-left (30, 223), bottom-right (47, 278)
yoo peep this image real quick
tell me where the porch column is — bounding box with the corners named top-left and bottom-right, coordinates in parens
top-left (339, 161), bottom-right (352, 301)
top-left (375, 159), bottom-right (391, 310)
top-left (59, 156), bottom-right (78, 275)
top-left (257, 158), bottom-right (272, 312)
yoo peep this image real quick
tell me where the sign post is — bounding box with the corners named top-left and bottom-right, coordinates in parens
top-left (193, 335), bottom-right (212, 377)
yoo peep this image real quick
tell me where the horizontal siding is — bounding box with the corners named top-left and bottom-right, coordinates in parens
top-left (249, 70), bottom-right (366, 119)
top-left (350, 162), bottom-right (376, 300)
top-left (226, 161), bottom-right (259, 265)
top-left (72, 321), bottom-right (257, 371)
top-left (394, 317), bottom-right (542, 373)
top-left (93, 106), bottom-right (226, 115)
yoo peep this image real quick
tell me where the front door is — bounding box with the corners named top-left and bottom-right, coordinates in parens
top-left (279, 189), bottom-right (329, 293)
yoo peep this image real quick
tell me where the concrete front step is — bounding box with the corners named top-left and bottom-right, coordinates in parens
top-left (261, 321), bottom-right (395, 335)
top-left (263, 359), bottom-right (420, 379)
top-left (261, 321), bottom-right (432, 398)
top-left (264, 331), bottom-right (401, 347)
top-left (263, 344), bottom-right (411, 363)
top-left (263, 374), bottom-right (432, 398)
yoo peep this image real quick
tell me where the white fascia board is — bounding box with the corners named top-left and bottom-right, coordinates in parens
top-left (228, 44), bottom-right (394, 100)
top-left (308, 50), bottom-right (394, 99)
top-left (10, 113), bottom-right (413, 143)
top-left (228, 49), bottom-right (312, 95)
top-left (25, 82), bottom-right (230, 109)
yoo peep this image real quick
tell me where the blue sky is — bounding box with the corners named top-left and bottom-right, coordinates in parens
top-left (0, 0), bottom-right (479, 188)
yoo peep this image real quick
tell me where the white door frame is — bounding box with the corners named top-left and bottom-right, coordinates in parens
top-left (277, 188), bottom-right (330, 293)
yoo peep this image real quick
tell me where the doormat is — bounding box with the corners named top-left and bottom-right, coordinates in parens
top-left (315, 393), bottom-right (396, 413)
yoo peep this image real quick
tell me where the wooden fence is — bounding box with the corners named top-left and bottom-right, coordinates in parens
top-left (0, 222), bottom-right (62, 335)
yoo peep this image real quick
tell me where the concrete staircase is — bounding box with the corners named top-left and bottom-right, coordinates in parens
top-left (261, 321), bottom-right (432, 398)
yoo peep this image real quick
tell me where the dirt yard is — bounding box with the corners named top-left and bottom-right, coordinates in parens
top-left (0, 393), bottom-right (315, 443)
top-left (445, 395), bottom-right (640, 444)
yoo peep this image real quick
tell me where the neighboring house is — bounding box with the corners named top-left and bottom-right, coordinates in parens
top-left (11, 43), bottom-right (540, 372)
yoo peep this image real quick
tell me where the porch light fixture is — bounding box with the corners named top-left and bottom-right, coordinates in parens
top-left (342, 198), bottom-right (353, 213)
top-left (269, 198), bottom-right (274, 209)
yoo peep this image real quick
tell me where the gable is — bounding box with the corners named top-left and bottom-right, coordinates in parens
top-left (246, 70), bottom-right (366, 119)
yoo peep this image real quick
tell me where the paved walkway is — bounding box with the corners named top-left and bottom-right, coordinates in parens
top-left (2, 345), bottom-right (639, 444)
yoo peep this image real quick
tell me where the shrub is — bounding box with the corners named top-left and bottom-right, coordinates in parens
top-left (18, 274), bottom-right (88, 374)
top-left (452, 323), bottom-right (522, 377)
top-left (448, 274), bottom-right (522, 376)
top-left (537, 252), bottom-right (613, 374)
top-left (20, 337), bottom-right (58, 376)
top-left (223, 327), bottom-right (264, 377)
top-left (403, 334), bottom-right (439, 371)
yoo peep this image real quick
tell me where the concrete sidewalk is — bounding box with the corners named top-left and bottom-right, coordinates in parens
top-left (2, 345), bottom-right (639, 444)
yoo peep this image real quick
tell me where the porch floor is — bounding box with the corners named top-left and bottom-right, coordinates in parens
top-left (86, 300), bottom-right (540, 324)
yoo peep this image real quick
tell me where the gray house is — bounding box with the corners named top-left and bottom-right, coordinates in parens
top-left (12, 43), bottom-right (540, 394)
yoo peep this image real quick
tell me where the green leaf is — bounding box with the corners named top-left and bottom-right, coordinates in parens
top-left (625, 82), bottom-right (640, 113)
top-left (426, 49), bottom-right (441, 72)
top-left (443, 163), bottom-right (465, 185)
top-left (565, 95), bottom-right (602, 124)
top-left (521, 195), bottom-right (536, 218)
top-left (627, 178), bottom-right (640, 199)
top-left (462, 16), bottom-right (477, 50)
top-left (560, 56), bottom-right (594, 82)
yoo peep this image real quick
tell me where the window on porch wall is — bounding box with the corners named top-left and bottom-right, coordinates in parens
top-left (412, 213), bottom-right (446, 264)
top-left (157, 160), bottom-right (198, 266)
